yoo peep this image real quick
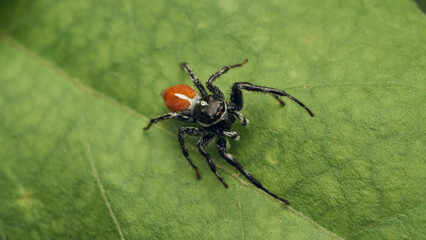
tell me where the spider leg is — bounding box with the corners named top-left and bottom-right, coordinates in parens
top-left (272, 94), bottom-right (286, 106)
top-left (232, 111), bottom-right (249, 126)
top-left (197, 133), bottom-right (229, 188)
top-left (223, 131), bottom-right (240, 141)
top-left (181, 63), bottom-right (208, 97)
top-left (206, 59), bottom-right (248, 99)
top-left (231, 82), bottom-right (314, 117)
top-left (143, 112), bottom-right (196, 130)
top-left (216, 134), bottom-right (290, 205)
top-left (179, 127), bottom-right (204, 180)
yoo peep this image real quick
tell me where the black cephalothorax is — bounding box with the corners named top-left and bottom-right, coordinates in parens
top-left (144, 59), bottom-right (314, 205)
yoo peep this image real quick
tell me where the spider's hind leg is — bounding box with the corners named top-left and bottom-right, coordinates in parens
top-left (216, 134), bottom-right (290, 205)
top-left (197, 133), bottom-right (229, 188)
top-left (179, 127), bottom-right (204, 180)
top-left (223, 131), bottom-right (240, 141)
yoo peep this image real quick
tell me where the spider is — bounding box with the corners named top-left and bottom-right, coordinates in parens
top-left (144, 59), bottom-right (314, 205)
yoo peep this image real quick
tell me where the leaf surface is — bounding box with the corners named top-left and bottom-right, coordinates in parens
top-left (1, 0), bottom-right (425, 239)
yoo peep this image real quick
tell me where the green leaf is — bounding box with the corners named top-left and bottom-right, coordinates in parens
top-left (0, 0), bottom-right (425, 239)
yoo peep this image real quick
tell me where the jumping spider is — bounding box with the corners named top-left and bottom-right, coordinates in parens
top-left (144, 59), bottom-right (314, 205)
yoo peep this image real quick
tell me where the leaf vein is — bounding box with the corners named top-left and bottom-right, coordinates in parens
top-left (288, 207), bottom-right (344, 240)
top-left (347, 202), bottom-right (425, 238)
top-left (81, 107), bottom-right (126, 240)
top-left (286, 156), bottom-right (356, 195)
top-left (237, 185), bottom-right (245, 240)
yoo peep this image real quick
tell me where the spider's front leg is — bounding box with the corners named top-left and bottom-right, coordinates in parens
top-left (206, 59), bottom-right (248, 99)
top-left (231, 82), bottom-right (314, 117)
top-left (143, 112), bottom-right (196, 130)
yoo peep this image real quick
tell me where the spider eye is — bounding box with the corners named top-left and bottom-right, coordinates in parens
top-left (217, 104), bottom-right (224, 115)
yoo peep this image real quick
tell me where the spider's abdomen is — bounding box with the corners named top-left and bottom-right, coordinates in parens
top-left (162, 84), bottom-right (200, 112)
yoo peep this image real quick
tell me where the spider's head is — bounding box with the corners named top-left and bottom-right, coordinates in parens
top-left (195, 95), bottom-right (227, 127)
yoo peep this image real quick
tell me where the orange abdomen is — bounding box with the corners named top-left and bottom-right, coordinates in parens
top-left (162, 84), bottom-right (199, 112)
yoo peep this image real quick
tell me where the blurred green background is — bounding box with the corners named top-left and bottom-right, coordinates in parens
top-left (0, 0), bottom-right (425, 239)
